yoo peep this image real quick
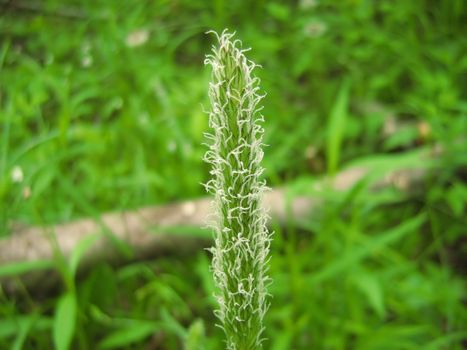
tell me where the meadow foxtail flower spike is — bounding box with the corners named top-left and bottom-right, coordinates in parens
top-left (204, 29), bottom-right (271, 350)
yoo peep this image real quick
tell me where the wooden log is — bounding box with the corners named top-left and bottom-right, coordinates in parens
top-left (0, 149), bottom-right (436, 292)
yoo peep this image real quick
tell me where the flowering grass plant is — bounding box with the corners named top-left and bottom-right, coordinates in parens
top-left (204, 30), bottom-right (271, 350)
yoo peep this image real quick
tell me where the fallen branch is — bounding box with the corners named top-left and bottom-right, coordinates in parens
top-left (0, 147), bottom-right (439, 292)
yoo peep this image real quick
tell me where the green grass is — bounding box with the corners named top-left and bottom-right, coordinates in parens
top-left (1, 0), bottom-right (466, 349)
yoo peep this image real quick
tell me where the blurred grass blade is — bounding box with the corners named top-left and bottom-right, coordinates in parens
top-left (357, 324), bottom-right (431, 348)
top-left (98, 321), bottom-right (161, 349)
top-left (7, 130), bottom-right (60, 170)
top-left (160, 307), bottom-right (187, 338)
top-left (309, 213), bottom-right (426, 285)
top-left (426, 331), bottom-right (467, 349)
top-left (58, 175), bottom-right (133, 258)
top-left (352, 270), bottom-right (386, 318)
top-left (69, 233), bottom-right (100, 279)
top-left (184, 319), bottom-right (205, 350)
top-left (327, 79), bottom-right (351, 176)
top-left (0, 260), bottom-right (54, 278)
top-left (11, 315), bottom-right (35, 350)
top-left (0, 315), bottom-right (52, 340)
top-left (0, 40), bottom-right (9, 72)
top-left (53, 292), bottom-right (77, 350)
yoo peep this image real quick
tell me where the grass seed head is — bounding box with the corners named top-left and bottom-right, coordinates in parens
top-left (204, 29), bottom-right (271, 350)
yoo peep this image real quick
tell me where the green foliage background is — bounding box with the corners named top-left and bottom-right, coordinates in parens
top-left (0, 0), bottom-right (466, 349)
